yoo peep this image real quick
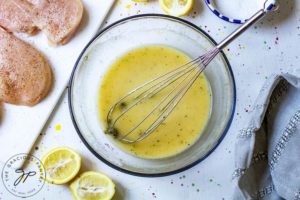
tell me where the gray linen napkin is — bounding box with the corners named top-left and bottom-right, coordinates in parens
top-left (233, 70), bottom-right (300, 200)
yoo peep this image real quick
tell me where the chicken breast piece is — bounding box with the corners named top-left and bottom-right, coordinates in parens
top-left (0, 0), bottom-right (37, 35)
top-left (0, 27), bottom-right (52, 106)
top-left (30, 0), bottom-right (84, 45)
top-left (0, 0), bottom-right (84, 45)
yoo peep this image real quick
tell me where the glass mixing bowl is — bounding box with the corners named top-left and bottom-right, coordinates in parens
top-left (68, 14), bottom-right (236, 177)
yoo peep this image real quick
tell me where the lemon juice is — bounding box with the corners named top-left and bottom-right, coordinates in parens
top-left (98, 45), bottom-right (211, 159)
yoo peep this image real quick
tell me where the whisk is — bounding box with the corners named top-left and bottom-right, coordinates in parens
top-left (106, 3), bottom-right (275, 143)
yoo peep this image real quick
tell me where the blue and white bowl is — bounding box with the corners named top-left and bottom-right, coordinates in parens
top-left (205, 0), bottom-right (277, 24)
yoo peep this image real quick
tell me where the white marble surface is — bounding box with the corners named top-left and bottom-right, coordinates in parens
top-left (1, 0), bottom-right (299, 199)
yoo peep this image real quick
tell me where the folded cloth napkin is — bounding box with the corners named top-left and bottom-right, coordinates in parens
top-left (233, 70), bottom-right (300, 200)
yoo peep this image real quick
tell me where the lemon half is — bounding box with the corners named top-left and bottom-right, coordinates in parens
top-left (159, 0), bottom-right (194, 16)
top-left (41, 147), bottom-right (81, 185)
top-left (70, 171), bottom-right (115, 200)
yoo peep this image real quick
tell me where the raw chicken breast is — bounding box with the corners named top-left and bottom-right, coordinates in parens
top-left (30, 0), bottom-right (84, 45)
top-left (0, 27), bottom-right (52, 106)
top-left (0, 0), bottom-right (83, 45)
top-left (0, 0), bottom-right (37, 34)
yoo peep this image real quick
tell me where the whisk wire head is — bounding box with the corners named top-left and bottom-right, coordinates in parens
top-left (106, 48), bottom-right (220, 143)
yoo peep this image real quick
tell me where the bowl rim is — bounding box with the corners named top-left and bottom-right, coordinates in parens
top-left (68, 14), bottom-right (236, 177)
top-left (204, 0), bottom-right (276, 24)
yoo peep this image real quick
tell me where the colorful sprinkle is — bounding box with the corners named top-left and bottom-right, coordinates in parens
top-left (54, 124), bottom-right (62, 131)
top-left (126, 4), bottom-right (131, 9)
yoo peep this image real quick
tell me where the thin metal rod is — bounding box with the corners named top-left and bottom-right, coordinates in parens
top-left (217, 9), bottom-right (266, 50)
top-left (106, 57), bottom-right (201, 122)
top-left (117, 66), bottom-right (199, 141)
top-left (135, 66), bottom-right (204, 143)
top-left (134, 59), bottom-right (199, 99)
top-left (109, 61), bottom-right (199, 128)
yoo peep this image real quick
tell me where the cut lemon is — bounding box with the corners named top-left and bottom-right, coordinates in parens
top-left (159, 0), bottom-right (194, 16)
top-left (41, 147), bottom-right (81, 185)
top-left (70, 171), bottom-right (115, 200)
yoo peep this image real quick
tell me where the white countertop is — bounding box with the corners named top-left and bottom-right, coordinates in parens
top-left (1, 0), bottom-right (299, 199)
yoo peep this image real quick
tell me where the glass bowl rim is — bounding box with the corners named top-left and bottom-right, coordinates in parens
top-left (68, 14), bottom-right (237, 177)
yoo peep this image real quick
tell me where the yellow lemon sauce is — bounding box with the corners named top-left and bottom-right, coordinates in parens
top-left (98, 45), bottom-right (211, 159)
